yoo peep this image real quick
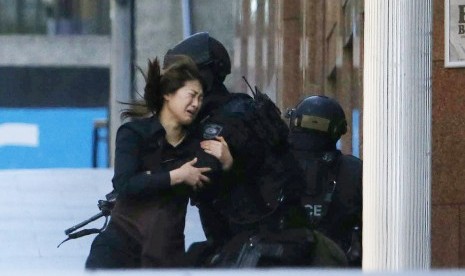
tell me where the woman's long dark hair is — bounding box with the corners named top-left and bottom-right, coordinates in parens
top-left (121, 55), bottom-right (204, 119)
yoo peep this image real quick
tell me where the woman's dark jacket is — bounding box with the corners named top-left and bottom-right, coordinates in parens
top-left (109, 116), bottom-right (221, 266)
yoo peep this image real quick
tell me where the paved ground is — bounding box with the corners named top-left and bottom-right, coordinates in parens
top-left (1, 169), bottom-right (464, 275)
top-left (0, 168), bottom-right (205, 273)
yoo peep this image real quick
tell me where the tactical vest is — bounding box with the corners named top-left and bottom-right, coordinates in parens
top-left (295, 149), bottom-right (362, 254)
top-left (196, 94), bottom-right (306, 229)
top-left (297, 151), bottom-right (341, 227)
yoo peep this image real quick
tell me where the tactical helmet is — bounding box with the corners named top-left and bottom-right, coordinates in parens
top-left (287, 95), bottom-right (347, 141)
top-left (163, 32), bottom-right (231, 84)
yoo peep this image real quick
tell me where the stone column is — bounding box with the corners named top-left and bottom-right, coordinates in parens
top-left (363, 0), bottom-right (432, 270)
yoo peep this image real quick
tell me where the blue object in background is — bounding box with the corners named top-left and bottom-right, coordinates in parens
top-left (0, 108), bottom-right (108, 169)
top-left (337, 109), bottom-right (360, 157)
top-left (352, 109), bottom-right (360, 158)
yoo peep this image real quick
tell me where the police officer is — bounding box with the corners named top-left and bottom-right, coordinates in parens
top-left (287, 95), bottom-right (363, 267)
top-left (163, 32), bottom-right (237, 257)
top-left (164, 33), bottom-right (348, 268)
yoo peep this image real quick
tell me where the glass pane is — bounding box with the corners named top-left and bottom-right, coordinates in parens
top-left (0, 0), bottom-right (109, 35)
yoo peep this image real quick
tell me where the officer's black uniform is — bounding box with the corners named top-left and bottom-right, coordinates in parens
top-left (287, 95), bottom-right (363, 267)
top-left (164, 33), bottom-right (348, 268)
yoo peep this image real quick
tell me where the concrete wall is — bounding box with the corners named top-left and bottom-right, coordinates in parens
top-left (133, 0), bottom-right (183, 95)
top-left (0, 35), bottom-right (110, 67)
top-left (0, 0), bottom-right (237, 97)
top-left (134, 0), bottom-right (238, 95)
top-left (190, 0), bottom-right (238, 90)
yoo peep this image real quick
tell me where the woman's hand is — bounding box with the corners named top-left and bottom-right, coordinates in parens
top-left (201, 136), bottom-right (234, 171)
top-left (170, 158), bottom-right (211, 190)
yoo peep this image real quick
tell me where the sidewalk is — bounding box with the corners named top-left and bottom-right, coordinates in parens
top-left (0, 168), bottom-right (205, 272)
top-left (1, 169), bottom-right (463, 276)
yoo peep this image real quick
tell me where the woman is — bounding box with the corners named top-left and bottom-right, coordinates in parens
top-left (85, 55), bottom-right (233, 269)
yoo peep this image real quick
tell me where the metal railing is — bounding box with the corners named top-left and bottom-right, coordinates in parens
top-left (92, 118), bottom-right (109, 168)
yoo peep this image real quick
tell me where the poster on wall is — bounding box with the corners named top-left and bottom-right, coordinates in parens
top-left (445, 0), bottom-right (465, 67)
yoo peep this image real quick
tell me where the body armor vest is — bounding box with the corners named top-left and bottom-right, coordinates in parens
top-left (294, 149), bottom-right (362, 255)
top-left (194, 93), bottom-right (305, 229)
top-left (298, 151), bottom-right (341, 227)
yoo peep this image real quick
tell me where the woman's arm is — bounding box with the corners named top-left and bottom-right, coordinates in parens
top-left (112, 125), bottom-right (212, 198)
top-left (112, 125), bottom-right (171, 198)
top-left (200, 136), bottom-right (233, 171)
top-left (170, 157), bottom-right (211, 190)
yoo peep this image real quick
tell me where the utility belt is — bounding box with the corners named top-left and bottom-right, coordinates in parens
top-left (228, 201), bottom-right (309, 235)
top-left (226, 180), bottom-right (306, 225)
top-left (209, 223), bottom-right (348, 268)
top-left (209, 227), bottom-right (315, 268)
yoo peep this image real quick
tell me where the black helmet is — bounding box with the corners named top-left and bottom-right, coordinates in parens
top-left (163, 32), bottom-right (231, 84)
top-left (287, 95), bottom-right (347, 141)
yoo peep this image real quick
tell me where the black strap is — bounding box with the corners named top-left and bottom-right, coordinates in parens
top-left (303, 152), bottom-right (342, 227)
top-left (57, 215), bottom-right (109, 248)
top-left (58, 194), bottom-right (116, 247)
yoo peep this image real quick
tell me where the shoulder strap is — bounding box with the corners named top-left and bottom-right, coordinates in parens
top-left (320, 152), bottom-right (342, 216)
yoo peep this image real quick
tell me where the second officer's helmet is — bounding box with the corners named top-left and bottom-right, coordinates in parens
top-left (163, 32), bottom-right (231, 93)
top-left (287, 95), bottom-right (347, 142)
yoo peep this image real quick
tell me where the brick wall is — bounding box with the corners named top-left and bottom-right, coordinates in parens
top-left (234, 0), bottom-right (465, 268)
top-left (232, 0), bottom-right (362, 155)
top-left (431, 0), bottom-right (465, 267)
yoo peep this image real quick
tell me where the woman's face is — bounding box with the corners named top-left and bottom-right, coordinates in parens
top-left (163, 80), bottom-right (203, 125)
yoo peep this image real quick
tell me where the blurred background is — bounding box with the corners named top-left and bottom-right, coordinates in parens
top-left (0, 0), bottom-right (463, 270)
top-left (0, 0), bottom-right (362, 170)
top-left (0, 0), bottom-right (237, 169)
top-left (0, 0), bottom-right (111, 168)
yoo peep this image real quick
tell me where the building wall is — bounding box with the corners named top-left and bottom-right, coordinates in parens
top-left (234, 0), bottom-right (465, 268)
top-left (0, 35), bottom-right (110, 67)
top-left (231, 0), bottom-right (281, 101)
top-left (233, 0), bottom-right (362, 156)
top-left (0, 0), bottom-right (237, 169)
top-left (134, 0), bottom-right (183, 95)
top-left (0, 1), bottom-right (112, 169)
top-left (431, 0), bottom-right (465, 268)
top-left (134, 0), bottom-right (238, 95)
top-left (0, 35), bottom-right (110, 169)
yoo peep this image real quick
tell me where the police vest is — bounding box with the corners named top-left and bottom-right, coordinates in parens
top-left (196, 94), bottom-right (305, 227)
top-left (297, 150), bottom-right (362, 232)
top-left (297, 151), bottom-right (339, 227)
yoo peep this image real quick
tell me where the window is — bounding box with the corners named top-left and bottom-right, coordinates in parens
top-left (0, 0), bottom-right (110, 35)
